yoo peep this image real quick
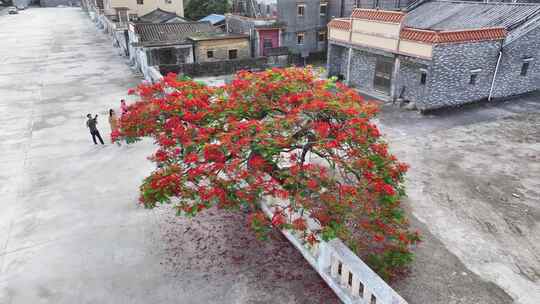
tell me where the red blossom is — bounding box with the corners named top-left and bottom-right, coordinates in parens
top-left (118, 67), bottom-right (418, 281)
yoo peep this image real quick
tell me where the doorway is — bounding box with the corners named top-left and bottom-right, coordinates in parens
top-left (373, 56), bottom-right (393, 94)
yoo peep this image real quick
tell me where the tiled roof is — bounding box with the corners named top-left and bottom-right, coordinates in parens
top-left (137, 8), bottom-right (188, 23)
top-left (134, 22), bottom-right (215, 45)
top-left (328, 19), bottom-right (352, 30)
top-left (404, 1), bottom-right (540, 32)
top-left (351, 8), bottom-right (405, 23)
top-left (400, 27), bottom-right (507, 43)
top-left (199, 14), bottom-right (226, 25)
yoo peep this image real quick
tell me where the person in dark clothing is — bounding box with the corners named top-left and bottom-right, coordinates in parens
top-left (86, 114), bottom-right (105, 145)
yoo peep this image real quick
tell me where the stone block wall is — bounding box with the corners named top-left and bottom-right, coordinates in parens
top-left (492, 26), bottom-right (540, 98)
top-left (395, 57), bottom-right (430, 104)
top-left (159, 57), bottom-right (268, 77)
top-left (327, 43), bottom-right (348, 77)
top-left (40, 0), bottom-right (80, 6)
top-left (194, 38), bottom-right (250, 63)
top-left (348, 47), bottom-right (393, 96)
top-left (423, 40), bottom-right (502, 110)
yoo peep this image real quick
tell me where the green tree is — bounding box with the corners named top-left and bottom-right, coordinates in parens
top-left (185, 0), bottom-right (230, 21)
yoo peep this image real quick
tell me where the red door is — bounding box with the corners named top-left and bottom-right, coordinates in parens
top-left (258, 29), bottom-right (279, 56)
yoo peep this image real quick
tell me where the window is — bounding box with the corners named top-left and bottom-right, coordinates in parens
top-left (297, 32), bottom-right (305, 45)
top-left (337, 262), bottom-right (342, 275)
top-left (165, 0), bottom-right (171, 3)
top-left (320, 3), bottom-right (327, 16)
top-left (469, 69), bottom-right (481, 85)
top-left (318, 30), bottom-right (327, 42)
top-left (358, 281), bottom-right (364, 298)
top-left (370, 294), bottom-right (377, 304)
top-left (297, 4), bottom-right (305, 17)
top-left (263, 38), bottom-right (273, 49)
top-left (469, 74), bottom-right (477, 85)
top-left (207, 50), bottom-right (214, 59)
top-left (521, 62), bottom-right (530, 76)
top-left (137, 0), bottom-right (143, 4)
top-left (521, 59), bottom-right (532, 76)
top-left (420, 71), bottom-right (427, 85)
top-left (347, 272), bottom-right (353, 287)
top-left (267, 5), bottom-right (270, 15)
top-left (228, 49), bottom-right (238, 59)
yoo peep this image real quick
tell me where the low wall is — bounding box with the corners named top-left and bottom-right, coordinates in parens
top-left (40, 0), bottom-right (80, 6)
top-left (159, 57), bottom-right (269, 78)
top-left (145, 66), bottom-right (163, 83)
top-left (261, 196), bottom-right (408, 304)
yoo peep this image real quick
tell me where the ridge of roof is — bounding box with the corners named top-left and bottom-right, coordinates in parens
top-left (351, 8), bottom-right (405, 23)
top-left (400, 27), bottom-right (507, 44)
top-left (328, 18), bottom-right (352, 30)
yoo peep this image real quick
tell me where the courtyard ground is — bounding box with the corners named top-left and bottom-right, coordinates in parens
top-left (1, 7), bottom-right (538, 304)
top-left (0, 8), bottom-right (337, 304)
top-left (379, 98), bottom-right (540, 304)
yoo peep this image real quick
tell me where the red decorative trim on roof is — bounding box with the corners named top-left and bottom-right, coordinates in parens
top-left (400, 27), bottom-right (507, 44)
top-left (351, 9), bottom-right (405, 23)
top-left (328, 19), bottom-right (352, 30)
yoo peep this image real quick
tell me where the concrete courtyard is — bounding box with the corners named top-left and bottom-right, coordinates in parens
top-left (1, 7), bottom-right (539, 304)
top-left (0, 7), bottom-right (338, 304)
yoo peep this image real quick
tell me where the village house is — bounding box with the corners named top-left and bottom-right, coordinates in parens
top-left (225, 14), bottom-right (283, 58)
top-left (128, 21), bottom-right (215, 79)
top-left (199, 14), bottom-right (227, 31)
top-left (102, 0), bottom-right (184, 18)
top-left (136, 8), bottom-right (188, 23)
top-left (228, 0), bottom-right (412, 61)
top-left (327, 1), bottom-right (540, 110)
top-left (188, 33), bottom-right (251, 63)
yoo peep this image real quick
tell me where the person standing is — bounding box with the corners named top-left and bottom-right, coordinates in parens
top-left (86, 113), bottom-right (105, 145)
top-left (120, 99), bottom-right (128, 115)
top-left (108, 109), bottom-right (119, 134)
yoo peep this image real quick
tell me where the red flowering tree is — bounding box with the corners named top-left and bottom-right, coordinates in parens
top-left (115, 68), bottom-right (420, 280)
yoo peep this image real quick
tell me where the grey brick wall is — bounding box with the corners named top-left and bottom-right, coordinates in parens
top-left (492, 27), bottom-right (540, 98)
top-left (349, 48), bottom-right (379, 93)
top-left (278, 0), bottom-right (328, 56)
top-left (327, 43), bottom-right (348, 76)
top-left (422, 40), bottom-right (502, 110)
top-left (328, 36), bottom-right (540, 110)
top-left (395, 57), bottom-right (430, 103)
top-left (40, 0), bottom-right (80, 6)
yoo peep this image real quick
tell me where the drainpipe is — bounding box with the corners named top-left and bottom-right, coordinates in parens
top-left (391, 19), bottom-right (405, 102)
top-left (346, 47), bottom-right (353, 85)
top-left (489, 50), bottom-right (503, 101)
top-left (345, 24), bottom-right (353, 85)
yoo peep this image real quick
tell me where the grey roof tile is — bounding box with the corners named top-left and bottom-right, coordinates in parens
top-left (405, 0), bottom-right (540, 32)
top-left (134, 22), bottom-right (215, 45)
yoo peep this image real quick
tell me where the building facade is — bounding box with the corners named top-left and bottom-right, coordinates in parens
top-left (103, 0), bottom-right (184, 18)
top-left (189, 34), bottom-right (251, 63)
top-left (328, 2), bottom-right (540, 110)
top-left (226, 14), bottom-right (283, 58)
top-left (128, 21), bottom-right (214, 79)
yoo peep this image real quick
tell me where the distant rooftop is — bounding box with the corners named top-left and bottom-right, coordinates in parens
top-left (188, 32), bottom-right (248, 41)
top-left (405, 0), bottom-right (540, 32)
top-left (134, 22), bottom-right (214, 46)
top-left (137, 8), bottom-right (188, 24)
top-left (199, 14), bottom-right (226, 25)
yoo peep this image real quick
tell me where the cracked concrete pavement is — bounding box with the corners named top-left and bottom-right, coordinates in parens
top-left (0, 8), bottom-right (338, 304)
top-left (1, 7), bottom-right (538, 304)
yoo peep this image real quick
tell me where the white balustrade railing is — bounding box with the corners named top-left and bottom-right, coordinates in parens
top-left (261, 197), bottom-right (408, 304)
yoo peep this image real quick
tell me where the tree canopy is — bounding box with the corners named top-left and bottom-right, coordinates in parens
top-left (115, 68), bottom-right (420, 280)
top-left (184, 0), bottom-right (229, 21)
